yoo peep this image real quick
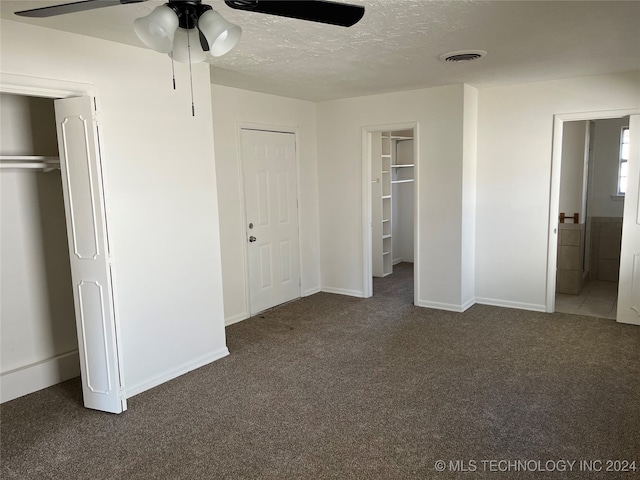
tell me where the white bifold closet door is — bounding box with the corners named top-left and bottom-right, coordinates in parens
top-left (54, 96), bottom-right (125, 413)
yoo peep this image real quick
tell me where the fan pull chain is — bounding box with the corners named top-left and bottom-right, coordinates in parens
top-left (186, 16), bottom-right (196, 117)
top-left (170, 52), bottom-right (176, 90)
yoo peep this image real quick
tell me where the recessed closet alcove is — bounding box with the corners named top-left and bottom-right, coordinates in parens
top-left (0, 93), bottom-right (79, 402)
top-left (371, 128), bottom-right (415, 293)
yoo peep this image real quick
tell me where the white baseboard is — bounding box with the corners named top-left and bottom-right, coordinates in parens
top-left (321, 286), bottom-right (365, 298)
top-left (125, 347), bottom-right (229, 399)
top-left (393, 257), bottom-right (403, 265)
top-left (416, 299), bottom-right (474, 313)
top-left (475, 297), bottom-right (547, 312)
top-left (303, 286), bottom-right (322, 297)
top-left (1, 350), bottom-right (80, 403)
top-left (460, 297), bottom-right (476, 312)
top-left (225, 312), bottom-right (249, 326)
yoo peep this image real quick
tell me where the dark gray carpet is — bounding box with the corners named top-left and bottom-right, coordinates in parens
top-left (2, 263), bottom-right (639, 479)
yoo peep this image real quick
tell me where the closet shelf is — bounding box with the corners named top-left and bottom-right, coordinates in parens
top-left (392, 179), bottom-right (414, 184)
top-left (0, 156), bottom-right (60, 172)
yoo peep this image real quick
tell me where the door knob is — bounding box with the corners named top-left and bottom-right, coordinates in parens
top-left (249, 236), bottom-right (256, 242)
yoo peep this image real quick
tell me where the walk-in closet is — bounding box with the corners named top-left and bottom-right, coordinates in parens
top-left (0, 93), bottom-right (79, 403)
top-left (371, 128), bottom-right (414, 286)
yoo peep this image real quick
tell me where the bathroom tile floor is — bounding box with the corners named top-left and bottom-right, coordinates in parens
top-left (555, 280), bottom-right (618, 319)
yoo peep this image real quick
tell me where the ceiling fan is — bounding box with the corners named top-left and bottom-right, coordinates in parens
top-left (14, 0), bottom-right (365, 67)
top-left (14, 1), bottom-right (365, 28)
top-left (15, 0), bottom-right (365, 114)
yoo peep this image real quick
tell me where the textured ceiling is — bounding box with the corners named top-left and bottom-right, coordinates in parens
top-left (2, 0), bottom-right (639, 101)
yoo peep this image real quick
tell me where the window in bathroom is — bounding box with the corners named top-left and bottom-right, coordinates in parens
top-left (617, 126), bottom-right (629, 195)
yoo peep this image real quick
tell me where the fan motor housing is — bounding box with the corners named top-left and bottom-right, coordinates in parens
top-left (167, 0), bottom-right (211, 29)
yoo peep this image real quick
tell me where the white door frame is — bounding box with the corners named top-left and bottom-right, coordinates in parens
top-left (0, 72), bottom-right (126, 411)
top-left (546, 108), bottom-right (640, 314)
top-left (236, 122), bottom-right (303, 317)
top-left (362, 122), bottom-right (419, 303)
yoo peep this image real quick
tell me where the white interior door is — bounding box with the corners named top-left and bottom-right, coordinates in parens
top-left (54, 96), bottom-right (125, 413)
top-left (242, 129), bottom-right (300, 315)
top-left (617, 114), bottom-right (640, 325)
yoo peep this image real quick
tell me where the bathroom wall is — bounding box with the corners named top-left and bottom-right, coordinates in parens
top-left (587, 117), bottom-right (628, 218)
top-left (586, 117), bottom-right (628, 282)
top-left (559, 120), bottom-right (588, 220)
top-left (556, 120), bottom-right (588, 294)
top-left (589, 217), bottom-right (623, 281)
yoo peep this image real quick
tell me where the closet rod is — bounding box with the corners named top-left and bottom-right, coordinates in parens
top-left (0, 156), bottom-right (60, 171)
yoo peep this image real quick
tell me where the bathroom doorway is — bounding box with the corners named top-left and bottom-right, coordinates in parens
top-left (548, 110), bottom-right (639, 323)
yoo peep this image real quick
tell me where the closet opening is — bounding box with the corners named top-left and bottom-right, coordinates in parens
top-left (0, 93), bottom-right (80, 403)
top-left (362, 124), bottom-right (418, 303)
top-left (2, 75), bottom-right (125, 413)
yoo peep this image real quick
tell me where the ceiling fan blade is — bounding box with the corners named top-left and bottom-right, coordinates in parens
top-left (224, 0), bottom-right (364, 27)
top-left (15, 0), bottom-right (147, 18)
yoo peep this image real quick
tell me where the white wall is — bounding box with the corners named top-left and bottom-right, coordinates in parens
top-left (392, 139), bottom-right (414, 263)
top-left (476, 71), bottom-right (640, 310)
top-left (1, 94), bottom-right (80, 401)
top-left (317, 84), bottom-right (476, 310)
top-left (1, 20), bottom-right (228, 399)
top-left (559, 121), bottom-right (588, 220)
top-left (588, 117), bottom-right (629, 217)
top-left (461, 84), bottom-right (478, 307)
top-left (210, 85), bottom-right (320, 325)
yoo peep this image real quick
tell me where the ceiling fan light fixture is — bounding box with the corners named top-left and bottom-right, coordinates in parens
top-left (171, 27), bottom-right (207, 63)
top-left (133, 5), bottom-right (179, 54)
top-left (198, 9), bottom-right (242, 57)
top-left (14, 0), bottom-right (365, 118)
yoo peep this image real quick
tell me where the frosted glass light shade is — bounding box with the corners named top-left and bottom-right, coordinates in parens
top-left (134, 5), bottom-right (179, 53)
top-left (171, 28), bottom-right (206, 63)
top-left (198, 9), bottom-right (242, 57)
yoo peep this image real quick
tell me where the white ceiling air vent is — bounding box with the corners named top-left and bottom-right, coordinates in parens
top-left (439, 50), bottom-right (487, 63)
